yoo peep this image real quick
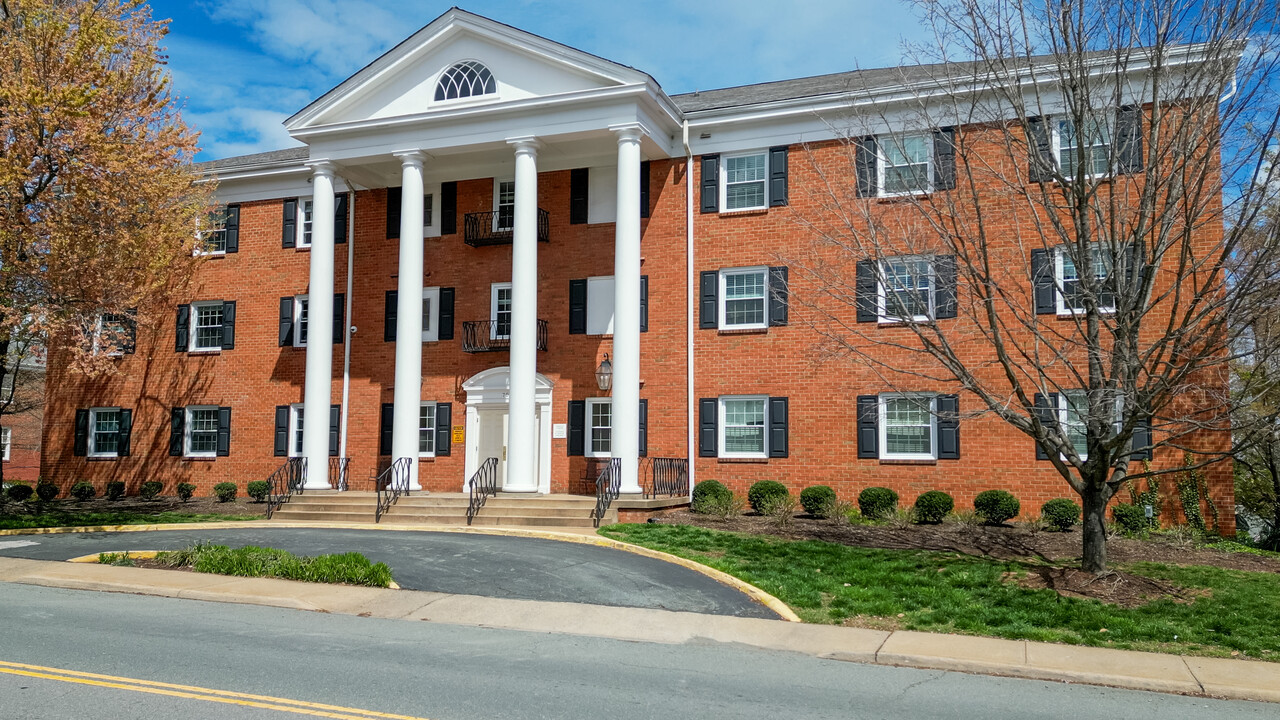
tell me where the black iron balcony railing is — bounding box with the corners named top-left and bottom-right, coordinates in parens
top-left (461, 319), bottom-right (548, 353)
top-left (463, 208), bottom-right (550, 247)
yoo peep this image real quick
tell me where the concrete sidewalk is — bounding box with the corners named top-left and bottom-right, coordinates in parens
top-left (1, 555), bottom-right (1276, 705)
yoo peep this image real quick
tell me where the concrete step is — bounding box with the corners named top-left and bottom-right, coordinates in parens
top-left (270, 510), bottom-right (376, 523)
top-left (379, 512), bottom-right (609, 528)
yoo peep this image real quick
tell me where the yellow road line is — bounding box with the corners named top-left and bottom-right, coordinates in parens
top-left (0, 660), bottom-right (430, 720)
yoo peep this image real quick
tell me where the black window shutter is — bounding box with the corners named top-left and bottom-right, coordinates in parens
top-left (117, 408), bottom-right (133, 457)
top-left (855, 260), bottom-right (877, 322)
top-left (435, 403), bottom-right (452, 456)
top-left (933, 128), bottom-right (957, 191)
top-left (640, 275), bottom-right (649, 333)
top-left (569, 168), bottom-right (589, 224)
top-left (216, 407), bottom-right (232, 457)
top-left (441, 182), bottom-right (457, 235)
top-left (1031, 249), bottom-right (1056, 314)
top-left (384, 290), bottom-right (398, 342)
top-left (175, 304), bottom-right (190, 352)
top-left (568, 279), bottom-right (588, 334)
top-left (439, 288), bottom-right (455, 341)
top-left (225, 205), bottom-right (240, 253)
top-left (332, 293), bottom-right (345, 344)
top-left (699, 270), bottom-right (719, 329)
top-left (1034, 392), bottom-right (1059, 460)
top-left (379, 403), bottom-right (394, 456)
top-left (278, 297), bottom-right (294, 347)
top-left (274, 406), bottom-right (289, 457)
top-left (855, 137), bottom-right (878, 198)
top-left (768, 146), bottom-right (788, 207)
top-left (221, 301), bottom-right (236, 350)
top-left (638, 399), bottom-right (648, 457)
top-left (334, 193), bottom-right (349, 244)
top-left (169, 407), bottom-right (184, 456)
top-left (699, 398), bottom-right (718, 457)
top-left (856, 395), bottom-right (879, 458)
top-left (640, 161), bottom-right (651, 218)
top-left (700, 155), bottom-right (719, 213)
top-left (567, 400), bottom-right (585, 456)
top-left (768, 266), bottom-right (789, 326)
top-left (73, 409), bottom-right (89, 456)
top-left (934, 255), bottom-right (957, 319)
top-left (329, 404), bottom-right (340, 456)
top-left (385, 187), bottom-right (402, 240)
top-left (122, 308), bottom-right (137, 354)
top-left (282, 198), bottom-right (297, 248)
top-left (1116, 105), bottom-right (1144, 174)
top-left (768, 397), bottom-right (789, 458)
top-left (936, 394), bottom-right (960, 459)
top-left (1026, 117), bottom-right (1054, 182)
top-left (1131, 410), bottom-right (1153, 461)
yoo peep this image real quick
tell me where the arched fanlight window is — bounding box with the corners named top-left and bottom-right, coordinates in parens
top-left (434, 61), bottom-right (497, 101)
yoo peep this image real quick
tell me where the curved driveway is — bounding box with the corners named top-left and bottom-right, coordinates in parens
top-left (0, 527), bottom-right (778, 619)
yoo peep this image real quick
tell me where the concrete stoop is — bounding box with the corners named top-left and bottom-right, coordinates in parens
top-left (270, 492), bottom-right (614, 528)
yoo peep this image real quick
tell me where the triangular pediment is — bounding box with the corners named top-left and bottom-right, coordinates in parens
top-left (287, 8), bottom-right (654, 131)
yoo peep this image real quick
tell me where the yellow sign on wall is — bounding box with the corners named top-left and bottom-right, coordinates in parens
top-left (451, 425), bottom-right (465, 444)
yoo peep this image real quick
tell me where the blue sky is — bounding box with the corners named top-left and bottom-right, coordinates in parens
top-left (149, 1), bottom-right (929, 160)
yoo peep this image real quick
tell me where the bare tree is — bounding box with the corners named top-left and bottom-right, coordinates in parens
top-left (786, 0), bottom-right (1280, 572)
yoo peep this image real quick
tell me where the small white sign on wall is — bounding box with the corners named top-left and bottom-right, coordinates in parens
top-left (552, 423), bottom-right (567, 439)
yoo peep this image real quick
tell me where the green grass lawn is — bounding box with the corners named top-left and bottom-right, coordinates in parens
top-left (0, 510), bottom-right (259, 530)
top-left (600, 523), bottom-right (1280, 661)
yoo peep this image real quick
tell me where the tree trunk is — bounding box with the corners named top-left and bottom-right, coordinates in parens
top-left (1081, 484), bottom-right (1110, 573)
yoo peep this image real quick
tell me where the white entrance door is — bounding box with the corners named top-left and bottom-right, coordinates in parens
top-left (476, 409), bottom-right (507, 489)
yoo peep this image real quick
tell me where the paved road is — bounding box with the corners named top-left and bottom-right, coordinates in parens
top-left (0, 527), bottom-right (776, 618)
top-left (1, 584), bottom-right (1272, 720)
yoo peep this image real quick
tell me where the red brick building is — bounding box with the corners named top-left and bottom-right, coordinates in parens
top-left (3, 359), bottom-right (43, 484)
top-left (39, 9), bottom-right (1233, 518)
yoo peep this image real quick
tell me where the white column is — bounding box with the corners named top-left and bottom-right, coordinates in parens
top-left (612, 125), bottom-right (644, 494)
top-left (301, 162), bottom-right (337, 489)
top-left (392, 151), bottom-right (427, 490)
top-left (505, 137), bottom-right (540, 492)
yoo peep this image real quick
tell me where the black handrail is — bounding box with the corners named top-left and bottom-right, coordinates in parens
top-left (374, 457), bottom-right (412, 523)
top-left (461, 319), bottom-right (548, 352)
top-left (463, 208), bottom-right (550, 246)
top-left (466, 457), bottom-right (500, 525)
top-left (265, 457), bottom-right (307, 519)
top-left (641, 457), bottom-right (689, 498)
top-left (592, 458), bottom-right (621, 528)
top-left (330, 457), bottom-right (351, 491)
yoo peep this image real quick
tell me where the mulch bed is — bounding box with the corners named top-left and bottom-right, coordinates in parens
top-left (0, 495), bottom-right (266, 519)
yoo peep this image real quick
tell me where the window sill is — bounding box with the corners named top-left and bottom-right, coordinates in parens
top-left (878, 458), bottom-right (937, 465)
top-left (195, 251), bottom-right (227, 259)
top-left (86, 456), bottom-right (120, 462)
top-left (182, 456), bottom-right (218, 462)
top-left (718, 327), bottom-right (768, 336)
top-left (717, 208), bottom-right (769, 218)
top-left (188, 350), bottom-right (223, 356)
top-left (876, 191), bottom-right (932, 203)
top-left (1055, 309), bottom-right (1115, 317)
top-left (718, 457), bottom-right (769, 464)
top-left (417, 455), bottom-right (436, 462)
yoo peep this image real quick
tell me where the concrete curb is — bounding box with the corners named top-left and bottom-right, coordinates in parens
top-left (1, 555), bottom-right (1276, 704)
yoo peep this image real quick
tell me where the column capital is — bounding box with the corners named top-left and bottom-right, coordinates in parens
top-left (307, 160), bottom-right (338, 179)
top-left (507, 136), bottom-right (541, 156)
top-left (393, 149), bottom-right (428, 168)
top-left (610, 123), bottom-right (647, 143)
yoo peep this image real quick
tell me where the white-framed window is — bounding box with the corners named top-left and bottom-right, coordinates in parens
top-left (423, 191), bottom-right (437, 237)
top-left (1057, 390), bottom-right (1124, 461)
top-left (587, 276), bottom-right (615, 336)
top-left (422, 287), bottom-right (441, 342)
top-left (495, 179), bottom-right (515, 231)
top-left (879, 134), bottom-right (932, 195)
top-left (0, 426), bottom-right (9, 462)
top-left (191, 301), bottom-right (225, 351)
top-left (198, 207), bottom-right (230, 255)
top-left (1056, 115), bottom-right (1112, 178)
top-left (721, 152), bottom-right (768, 211)
top-left (878, 257), bottom-right (934, 322)
top-left (1055, 246), bottom-right (1114, 314)
top-left (297, 198), bottom-right (314, 248)
top-left (435, 60), bottom-right (497, 102)
top-left (719, 267), bottom-right (768, 330)
top-left (293, 295), bottom-right (309, 347)
top-left (89, 313), bottom-right (130, 356)
top-left (185, 406), bottom-right (219, 458)
top-left (585, 398), bottom-right (612, 458)
top-left (288, 404), bottom-right (305, 458)
top-left (719, 395), bottom-right (768, 458)
top-left (491, 282), bottom-right (512, 340)
top-left (418, 403), bottom-right (436, 457)
top-left (879, 394), bottom-right (937, 460)
top-left (87, 407), bottom-right (122, 458)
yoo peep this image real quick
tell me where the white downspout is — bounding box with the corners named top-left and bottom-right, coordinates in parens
top-left (339, 189), bottom-right (354, 469)
top-left (683, 120), bottom-right (696, 502)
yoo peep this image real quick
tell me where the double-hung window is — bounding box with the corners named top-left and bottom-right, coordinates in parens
top-left (297, 199), bottom-right (314, 248)
top-left (1055, 246), bottom-right (1113, 314)
top-left (495, 180), bottom-right (515, 231)
top-left (0, 426), bottom-right (9, 462)
top-left (719, 267), bottom-right (768, 329)
top-left (88, 408), bottom-right (122, 458)
top-left (585, 398), bottom-right (612, 458)
top-left (1057, 390), bottom-right (1124, 461)
top-left (288, 404), bottom-right (305, 457)
top-left (422, 287), bottom-right (440, 342)
top-left (1056, 115), bottom-right (1111, 178)
top-left (586, 276), bottom-right (615, 336)
top-left (185, 406), bottom-right (220, 457)
top-left (719, 396), bottom-right (767, 458)
top-left (199, 206), bottom-right (230, 254)
top-left (89, 313), bottom-right (130, 356)
top-left (418, 403), bottom-right (436, 457)
top-left (191, 302), bottom-right (225, 351)
top-left (879, 257), bottom-right (934, 322)
top-left (293, 295), bottom-right (310, 347)
top-left (722, 152), bottom-right (768, 211)
top-left (491, 282), bottom-right (512, 340)
top-left (879, 135), bottom-right (932, 195)
top-left (879, 395), bottom-right (936, 460)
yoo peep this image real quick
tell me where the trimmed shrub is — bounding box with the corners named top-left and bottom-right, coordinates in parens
top-left (1041, 498), bottom-right (1081, 532)
top-left (247, 480), bottom-right (270, 503)
top-left (70, 481), bottom-right (96, 501)
top-left (974, 489), bottom-right (1020, 525)
top-left (5, 483), bottom-right (33, 502)
top-left (213, 482), bottom-right (237, 503)
top-left (913, 491), bottom-right (954, 524)
top-left (176, 482), bottom-right (196, 502)
top-left (799, 485), bottom-right (837, 517)
top-left (1112, 503), bottom-right (1149, 536)
top-left (35, 480), bottom-right (59, 502)
top-left (140, 481), bottom-right (164, 501)
top-left (691, 480), bottom-right (732, 514)
top-left (747, 480), bottom-right (789, 514)
top-left (858, 486), bottom-right (899, 520)
top-left (105, 481), bottom-right (126, 501)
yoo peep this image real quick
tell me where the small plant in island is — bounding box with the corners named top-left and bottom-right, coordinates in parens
top-left (764, 494), bottom-right (800, 529)
top-left (213, 482), bottom-right (237, 503)
top-left (1040, 498), bottom-right (1081, 532)
top-left (747, 480), bottom-right (789, 514)
top-left (691, 480), bottom-right (733, 514)
top-left (858, 487), bottom-right (898, 520)
top-left (703, 491), bottom-right (747, 520)
top-left (105, 481), bottom-right (126, 501)
top-left (913, 491), bottom-right (954, 524)
top-left (97, 552), bottom-right (135, 567)
top-left (70, 481), bottom-right (96, 501)
top-left (35, 480), bottom-right (59, 502)
top-left (139, 481), bottom-right (164, 501)
top-left (799, 485), bottom-right (837, 518)
top-left (246, 480), bottom-right (270, 503)
top-left (5, 483), bottom-right (33, 502)
top-left (154, 543), bottom-right (393, 588)
top-left (973, 490), bottom-right (1020, 526)
top-left (176, 482), bottom-right (196, 502)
